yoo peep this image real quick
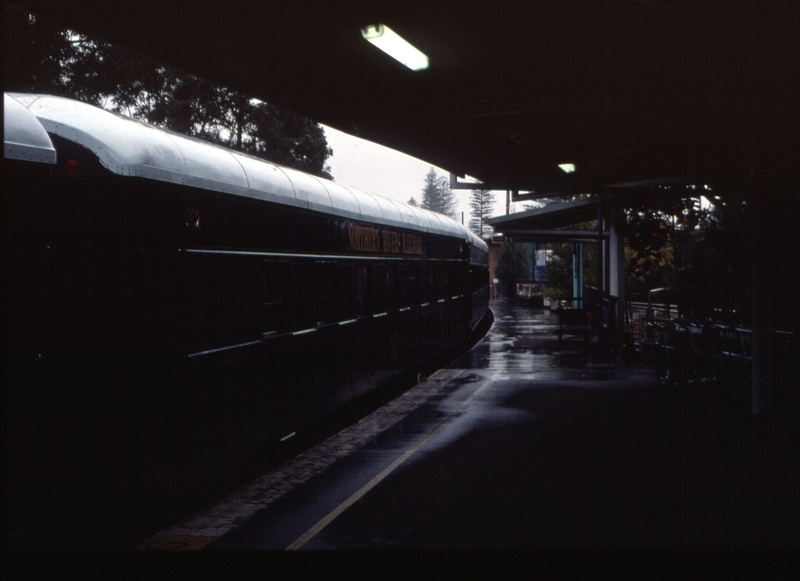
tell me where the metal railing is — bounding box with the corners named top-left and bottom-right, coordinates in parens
top-left (638, 317), bottom-right (798, 410)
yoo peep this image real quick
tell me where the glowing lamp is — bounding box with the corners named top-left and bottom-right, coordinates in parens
top-left (361, 24), bottom-right (429, 71)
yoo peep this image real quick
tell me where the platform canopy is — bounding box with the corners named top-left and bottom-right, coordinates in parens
top-left (12, 0), bottom-right (800, 199)
top-left (486, 198), bottom-right (605, 243)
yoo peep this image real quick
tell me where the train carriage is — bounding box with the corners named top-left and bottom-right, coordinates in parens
top-left (4, 92), bottom-right (490, 547)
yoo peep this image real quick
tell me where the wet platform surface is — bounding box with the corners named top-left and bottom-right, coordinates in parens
top-left (142, 299), bottom-right (799, 553)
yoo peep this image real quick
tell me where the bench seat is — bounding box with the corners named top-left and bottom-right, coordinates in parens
top-left (556, 308), bottom-right (593, 342)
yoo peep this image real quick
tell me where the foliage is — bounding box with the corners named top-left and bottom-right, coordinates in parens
top-left (619, 192), bottom-right (701, 291)
top-left (420, 168), bottom-right (457, 218)
top-left (523, 201), bottom-right (545, 211)
top-left (4, 10), bottom-right (75, 96)
top-left (4, 6), bottom-right (332, 178)
top-left (544, 242), bottom-right (596, 300)
top-left (468, 189), bottom-right (495, 238)
top-left (542, 286), bottom-right (567, 302)
top-left (494, 241), bottom-right (530, 298)
top-left (674, 197), bottom-right (751, 322)
top-left (407, 197), bottom-right (418, 207)
top-left (618, 189), bottom-right (751, 322)
top-left (535, 190), bottom-right (751, 321)
top-left (544, 243), bottom-right (573, 298)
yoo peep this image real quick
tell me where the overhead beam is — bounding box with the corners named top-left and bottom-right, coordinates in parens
top-left (449, 174), bottom-right (591, 198)
top-left (491, 229), bottom-right (607, 243)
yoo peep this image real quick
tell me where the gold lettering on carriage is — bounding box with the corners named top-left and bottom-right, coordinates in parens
top-left (348, 224), bottom-right (380, 252)
top-left (347, 223), bottom-right (423, 255)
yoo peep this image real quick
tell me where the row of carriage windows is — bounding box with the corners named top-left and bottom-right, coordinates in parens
top-left (185, 259), bottom-right (487, 353)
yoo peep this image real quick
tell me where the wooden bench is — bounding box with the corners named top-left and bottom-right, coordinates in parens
top-left (556, 308), bottom-right (593, 342)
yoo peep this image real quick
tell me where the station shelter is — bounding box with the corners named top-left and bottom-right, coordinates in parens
top-left (486, 197), bottom-right (625, 363)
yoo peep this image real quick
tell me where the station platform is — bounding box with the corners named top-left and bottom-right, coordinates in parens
top-left (137, 299), bottom-right (799, 556)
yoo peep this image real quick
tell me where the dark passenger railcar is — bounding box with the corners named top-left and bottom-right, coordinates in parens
top-left (4, 93), bottom-right (490, 548)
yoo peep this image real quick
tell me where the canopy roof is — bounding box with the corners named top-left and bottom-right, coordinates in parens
top-left (487, 198), bottom-right (604, 243)
top-left (13, 0), bottom-right (800, 199)
top-left (488, 199), bottom-right (598, 230)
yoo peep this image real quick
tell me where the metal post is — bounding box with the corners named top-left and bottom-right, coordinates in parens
top-left (572, 243), bottom-right (583, 309)
top-left (751, 180), bottom-right (772, 413)
top-left (593, 191), bottom-right (610, 364)
top-left (609, 212), bottom-right (626, 355)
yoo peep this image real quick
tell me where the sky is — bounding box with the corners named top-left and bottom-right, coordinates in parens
top-left (321, 124), bottom-right (525, 226)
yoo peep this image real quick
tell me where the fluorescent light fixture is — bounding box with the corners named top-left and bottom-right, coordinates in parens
top-left (361, 24), bottom-right (429, 71)
top-left (558, 163), bottom-right (576, 173)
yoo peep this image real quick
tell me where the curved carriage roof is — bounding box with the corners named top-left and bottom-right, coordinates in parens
top-left (4, 94), bottom-right (57, 164)
top-left (5, 92), bottom-right (487, 251)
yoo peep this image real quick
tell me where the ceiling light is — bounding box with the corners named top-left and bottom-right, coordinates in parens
top-left (361, 24), bottom-right (429, 71)
top-left (558, 163), bottom-right (576, 173)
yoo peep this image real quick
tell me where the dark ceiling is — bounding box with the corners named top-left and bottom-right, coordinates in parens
top-left (11, 0), bottom-right (800, 195)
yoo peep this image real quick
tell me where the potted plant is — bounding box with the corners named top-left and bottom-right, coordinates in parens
top-left (543, 286), bottom-right (566, 310)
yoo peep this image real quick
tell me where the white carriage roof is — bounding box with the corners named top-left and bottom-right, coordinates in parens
top-left (4, 93), bottom-right (57, 164)
top-left (5, 92), bottom-right (486, 250)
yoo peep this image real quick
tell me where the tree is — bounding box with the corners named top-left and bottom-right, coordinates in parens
top-left (436, 174), bottom-right (457, 219)
top-left (617, 187), bottom-right (753, 323)
top-left (407, 197), bottom-right (418, 207)
top-left (4, 6), bottom-right (333, 178)
top-left (495, 241), bottom-right (530, 299)
top-left (544, 242), bottom-right (597, 302)
top-left (545, 243), bottom-right (573, 299)
top-left (4, 10), bottom-right (75, 96)
top-left (420, 168), bottom-right (457, 218)
top-left (468, 189), bottom-right (495, 238)
top-left (671, 196), bottom-right (751, 323)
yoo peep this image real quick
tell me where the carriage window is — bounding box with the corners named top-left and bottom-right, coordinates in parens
top-left (184, 261), bottom-right (264, 353)
top-left (398, 264), bottom-right (415, 308)
top-left (315, 262), bottom-right (337, 325)
top-left (436, 263), bottom-right (448, 300)
top-left (356, 265), bottom-right (369, 318)
top-left (450, 263), bottom-right (466, 296)
top-left (386, 265), bottom-right (398, 311)
top-left (371, 264), bottom-right (388, 314)
top-left (262, 262), bottom-right (289, 334)
top-left (338, 264), bottom-right (356, 321)
top-left (291, 263), bottom-right (315, 330)
top-left (418, 263), bottom-right (430, 304)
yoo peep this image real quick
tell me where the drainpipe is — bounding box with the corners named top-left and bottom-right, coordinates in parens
top-left (572, 243), bottom-right (583, 309)
top-left (750, 173), bottom-right (772, 413)
top-left (593, 192), bottom-right (610, 364)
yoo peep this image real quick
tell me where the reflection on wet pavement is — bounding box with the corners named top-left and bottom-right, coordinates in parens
top-left (449, 299), bottom-right (564, 371)
top-left (195, 297), bottom-right (798, 552)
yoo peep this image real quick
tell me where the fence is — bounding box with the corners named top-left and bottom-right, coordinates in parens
top-left (639, 317), bottom-right (798, 411)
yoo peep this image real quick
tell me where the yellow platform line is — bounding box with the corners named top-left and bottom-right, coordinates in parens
top-left (286, 368), bottom-right (503, 550)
